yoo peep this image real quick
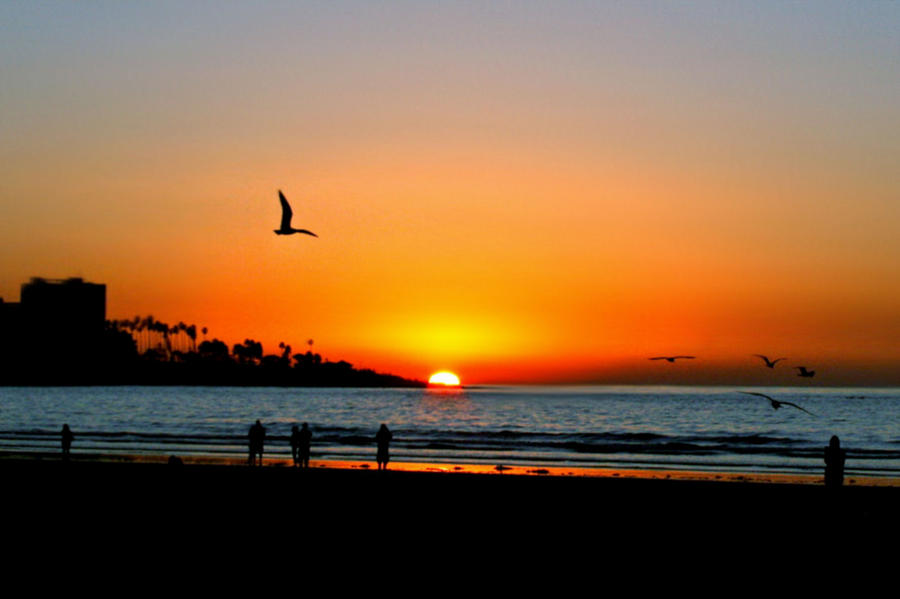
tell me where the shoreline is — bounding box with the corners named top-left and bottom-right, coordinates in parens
top-left (5, 449), bottom-right (899, 487)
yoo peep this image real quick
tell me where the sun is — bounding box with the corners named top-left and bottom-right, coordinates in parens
top-left (428, 371), bottom-right (461, 386)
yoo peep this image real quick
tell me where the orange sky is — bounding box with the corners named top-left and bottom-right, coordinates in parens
top-left (2, 4), bottom-right (898, 384)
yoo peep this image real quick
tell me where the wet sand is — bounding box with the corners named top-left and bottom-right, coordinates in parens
top-left (7, 449), bottom-right (899, 484)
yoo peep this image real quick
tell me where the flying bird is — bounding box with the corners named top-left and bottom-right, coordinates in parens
top-left (795, 366), bottom-right (816, 378)
top-left (649, 356), bottom-right (696, 363)
top-left (739, 391), bottom-right (816, 416)
top-left (753, 354), bottom-right (786, 368)
top-left (274, 191), bottom-right (317, 237)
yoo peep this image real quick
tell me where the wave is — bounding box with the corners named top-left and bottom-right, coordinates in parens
top-left (4, 427), bottom-right (899, 463)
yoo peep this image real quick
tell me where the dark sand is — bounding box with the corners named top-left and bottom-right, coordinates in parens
top-left (2, 456), bottom-right (895, 577)
top-left (5, 453), bottom-right (899, 539)
top-left (7, 453), bottom-right (894, 579)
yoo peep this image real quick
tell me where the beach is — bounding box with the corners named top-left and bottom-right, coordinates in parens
top-left (6, 386), bottom-right (900, 556)
top-left (6, 452), bottom-right (900, 546)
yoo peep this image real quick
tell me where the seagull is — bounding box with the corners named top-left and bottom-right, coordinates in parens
top-left (274, 190), bottom-right (317, 237)
top-left (649, 356), bottom-right (696, 363)
top-left (739, 391), bottom-right (816, 416)
top-left (753, 354), bottom-right (786, 368)
top-left (795, 366), bottom-right (816, 378)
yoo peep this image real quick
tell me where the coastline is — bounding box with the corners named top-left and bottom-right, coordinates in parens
top-left (5, 386), bottom-right (898, 481)
top-left (5, 449), bottom-right (899, 487)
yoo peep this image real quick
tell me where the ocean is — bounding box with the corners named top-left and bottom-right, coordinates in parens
top-left (2, 385), bottom-right (898, 477)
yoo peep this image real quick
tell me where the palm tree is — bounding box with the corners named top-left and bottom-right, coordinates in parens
top-left (165, 324), bottom-right (177, 357)
top-left (186, 324), bottom-right (197, 353)
top-left (233, 339), bottom-right (263, 364)
top-left (142, 316), bottom-right (156, 353)
top-left (176, 322), bottom-right (186, 353)
top-left (136, 317), bottom-right (147, 353)
top-left (246, 339), bottom-right (263, 363)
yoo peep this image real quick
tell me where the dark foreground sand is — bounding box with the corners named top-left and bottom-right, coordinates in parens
top-left (5, 452), bottom-right (900, 542)
top-left (7, 454), bottom-right (895, 582)
top-left (7, 456), bottom-right (892, 583)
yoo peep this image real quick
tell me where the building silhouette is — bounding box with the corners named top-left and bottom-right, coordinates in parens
top-left (0, 277), bottom-right (107, 383)
top-left (0, 276), bottom-right (423, 387)
top-left (21, 277), bottom-right (106, 344)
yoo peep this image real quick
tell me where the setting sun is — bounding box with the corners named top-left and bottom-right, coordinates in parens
top-left (428, 371), bottom-right (461, 386)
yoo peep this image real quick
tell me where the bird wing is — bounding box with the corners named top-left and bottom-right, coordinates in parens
top-left (674, 356), bottom-right (696, 360)
top-left (740, 391), bottom-right (815, 416)
top-left (739, 391), bottom-right (775, 402)
top-left (753, 354), bottom-right (769, 361)
top-left (278, 191), bottom-right (293, 229)
top-left (293, 229), bottom-right (318, 238)
top-left (781, 401), bottom-right (816, 416)
top-left (772, 358), bottom-right (786, 365)
top-left (649, 357), bottom-right (666, 360)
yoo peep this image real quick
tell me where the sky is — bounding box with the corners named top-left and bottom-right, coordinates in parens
top-left (2, 2), bottom-right (899, 385)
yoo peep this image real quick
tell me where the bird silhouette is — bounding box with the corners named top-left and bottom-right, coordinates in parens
top-left (753, 354), bottom-right (786, 368)
top-left (274, 191), bottom-right (317, 237)
top-left (649, 356), bottom-right (695, 363)
top-left (739, 391), bottom-right (816, 416)
top-left (795, 366), bottom-right (816, 378)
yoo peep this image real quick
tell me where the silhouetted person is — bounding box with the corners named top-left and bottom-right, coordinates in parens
top-left (248, 420), bottom-right (266, 466)
top-left (824, 435), bottom-right (846, 488)
top-left (375, 424), bottom-right (392, 471)
top-left (290, 425), bottom-right (301, 467)
top-left (298, 422), bottom-right (312, 469)
top-left (61, 424), bottom-right (73, 461)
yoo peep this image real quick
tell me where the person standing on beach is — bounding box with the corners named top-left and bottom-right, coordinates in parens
top-left (61, 424), bottom-right (74, 461)
top-left (290, 425), bottom-right (301, 467)
top-left (248, 421), bottom-right (257, 466)
top-left (824, 435), bottom-right (846, 488)
top-left (248, 420), bottom-right (266, 466)
top-left (298, 422), bottom-right (312, 469)
top-left (375, 423), bottom-right (392, 471)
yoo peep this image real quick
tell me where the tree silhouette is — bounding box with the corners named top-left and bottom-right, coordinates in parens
top-left (233, 338), bottom-right (263, 364)
top-left (186, 324), bottom-right (197, 352)
top-left (198, 338), bottom-right (229, 360)
top-left (42, 314), bottom-right (424, 386)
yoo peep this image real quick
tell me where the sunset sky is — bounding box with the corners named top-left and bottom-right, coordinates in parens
top-left (2, 2), bottom-right (898, 384)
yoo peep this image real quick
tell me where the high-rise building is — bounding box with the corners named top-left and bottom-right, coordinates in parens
top-left (20, 277), bottom-right (107, 345)
top-left (0, 277), bottom-right (107, 378)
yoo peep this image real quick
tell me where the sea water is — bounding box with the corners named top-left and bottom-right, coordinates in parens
top-left (1, 385), bottom-right (898, 477)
